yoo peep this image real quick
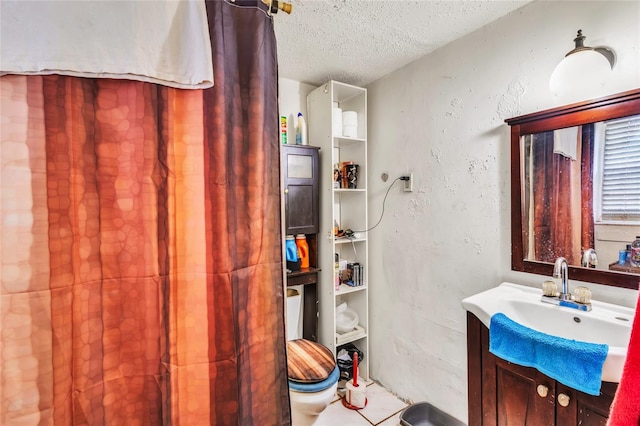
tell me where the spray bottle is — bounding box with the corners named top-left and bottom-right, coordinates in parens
top-left (295, 112), bottom-right (308, 145)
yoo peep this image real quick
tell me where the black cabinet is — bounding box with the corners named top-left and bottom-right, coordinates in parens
top-left (282, 144), bottom-right (320, 341)
top-left (282, 145), bottom-right (319, 235)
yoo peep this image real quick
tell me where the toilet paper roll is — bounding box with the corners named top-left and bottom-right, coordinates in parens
top-left (345, 379), bottom-right (366, 409)
top-left (343, 125), bottom-right (357, 138)
top-left (342, 111), bottom-right (358, 125)
top-left (332, 107), bottom-right (343, 137)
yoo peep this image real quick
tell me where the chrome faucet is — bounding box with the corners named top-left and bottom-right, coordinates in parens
top-left (541, 256), bottom-right (592, 311)
top-left (553, 257), bottom-right (571, 301)
top-left (581, 248), bottom-right (598, 268)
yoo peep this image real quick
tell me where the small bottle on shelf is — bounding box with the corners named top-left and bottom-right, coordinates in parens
top-left (619, 249), bottom-right (627, 265)
top-left (334, 253), bottom-right (340, 291)
top-left (631, 236), bottom-right (640, 267)
top-left (286, 235), bottom-right (298, 262)
top-left (285, 235), bottom-right (300, 272)
top-left (295, 112), bottom-right (307, 145)
top-left (280, 116), bottom-right (287, 145)
top-left (295, 234), bottom-right (309, 269)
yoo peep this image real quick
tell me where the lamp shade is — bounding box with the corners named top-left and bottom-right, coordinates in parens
top-left (549, 47), bottom-right (612, 97)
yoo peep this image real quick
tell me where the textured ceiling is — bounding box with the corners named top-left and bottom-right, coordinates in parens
top-left (273, 0), bottom-right (532, 87)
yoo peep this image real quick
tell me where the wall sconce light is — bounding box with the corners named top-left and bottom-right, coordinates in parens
top-left (549, 30), bottom-right (616, 96)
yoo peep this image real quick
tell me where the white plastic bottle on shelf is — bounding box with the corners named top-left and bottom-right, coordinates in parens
top-left (295, 112), bottom-right (308, 145)
top-left (631, 236), bottom-right (640, 267)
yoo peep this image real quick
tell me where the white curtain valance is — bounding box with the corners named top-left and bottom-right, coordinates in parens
top-left (0, 0), bottom-right (214, 89)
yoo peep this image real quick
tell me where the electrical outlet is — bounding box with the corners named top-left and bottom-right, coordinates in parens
top-left (403, 173), bottom-right (413, 192)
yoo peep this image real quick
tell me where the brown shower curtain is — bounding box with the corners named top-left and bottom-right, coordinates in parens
top-left (0, 1), bottom-right (289, 425)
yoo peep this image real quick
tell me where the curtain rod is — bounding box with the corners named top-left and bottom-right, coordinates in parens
top-left (261, 0), bottom-right (292, 14)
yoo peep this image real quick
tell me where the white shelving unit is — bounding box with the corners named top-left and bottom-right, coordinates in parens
top-left (307, 80), bottom-right (369, 381)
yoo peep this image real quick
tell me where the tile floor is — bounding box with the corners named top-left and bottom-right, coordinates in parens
top-left (315, 380), bottom-right (409, 426)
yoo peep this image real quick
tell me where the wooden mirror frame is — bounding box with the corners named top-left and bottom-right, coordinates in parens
top-left (506, 89), bottom-right (640, 290)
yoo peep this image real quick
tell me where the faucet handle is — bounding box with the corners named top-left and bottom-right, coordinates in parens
top-left (573, 286), bottom-right (591, 304)
top-left (542, 280), bottom-right (558, 297)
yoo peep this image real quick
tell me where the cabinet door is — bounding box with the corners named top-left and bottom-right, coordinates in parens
top-left (282, 145), bottom-right (319, 235)
top-left (555, 382), bottom-right (616, 426)
top-left (479, 320), bottom-right (555, 426)
top-left (493, 357), bottom-right (556, 426)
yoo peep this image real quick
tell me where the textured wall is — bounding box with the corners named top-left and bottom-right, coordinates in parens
top-left (278, 78), bottom-right (315, 131)
top-left (366, 1), bottom-right (640, 422)
top-left (275, 1), bottom-right (530, 87)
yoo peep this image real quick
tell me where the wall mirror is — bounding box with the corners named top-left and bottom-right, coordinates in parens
top-left (506, 89), bottom-right (640, 290)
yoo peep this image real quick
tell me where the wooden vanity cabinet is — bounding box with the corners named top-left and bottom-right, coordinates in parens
top-left (467, 312), bottom-right (617, 425)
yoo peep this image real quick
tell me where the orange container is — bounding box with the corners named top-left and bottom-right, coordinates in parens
top-left (295, 234), bottom-right (309, 269)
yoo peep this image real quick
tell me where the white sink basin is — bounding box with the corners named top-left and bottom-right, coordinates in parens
top-left (461, 282), bottom-right (634, 383)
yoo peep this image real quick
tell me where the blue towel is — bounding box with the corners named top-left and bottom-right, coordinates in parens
top-left (489, 313), bottom-right (608, 396)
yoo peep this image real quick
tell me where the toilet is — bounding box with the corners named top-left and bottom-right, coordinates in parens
top-left (286, 290), bottom-right (339, 425)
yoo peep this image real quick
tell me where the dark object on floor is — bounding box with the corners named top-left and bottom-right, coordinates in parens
top-left (399, 402), bottom-right (465, 426)
top-left (336, 343), bottom-right (363, 381)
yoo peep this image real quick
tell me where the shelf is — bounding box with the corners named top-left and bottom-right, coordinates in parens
top-left (286, 267), bottom-right (321, 287)
top-left (336, 284), bottom-right (367, 296)
top-left (334, 237), bottom-right (366, 244)
top-left (287, 267), bottom-right (321, 278)
top-left (336, 325), bottom-right (366, 346)
top-left (334, 188), bottom-right (366, 193)
top-left (333, 136), bottom-right (365, 147)
top-left (608, 262), bottom-right (640, 274)
top-left (309, 80), bottom-right (368, 380)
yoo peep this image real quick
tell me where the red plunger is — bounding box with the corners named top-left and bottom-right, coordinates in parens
top-left (353, 352), bottom-right (359, 387)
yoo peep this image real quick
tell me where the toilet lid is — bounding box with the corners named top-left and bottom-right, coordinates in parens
top-left (287, 339), bottom-right (336, 383)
